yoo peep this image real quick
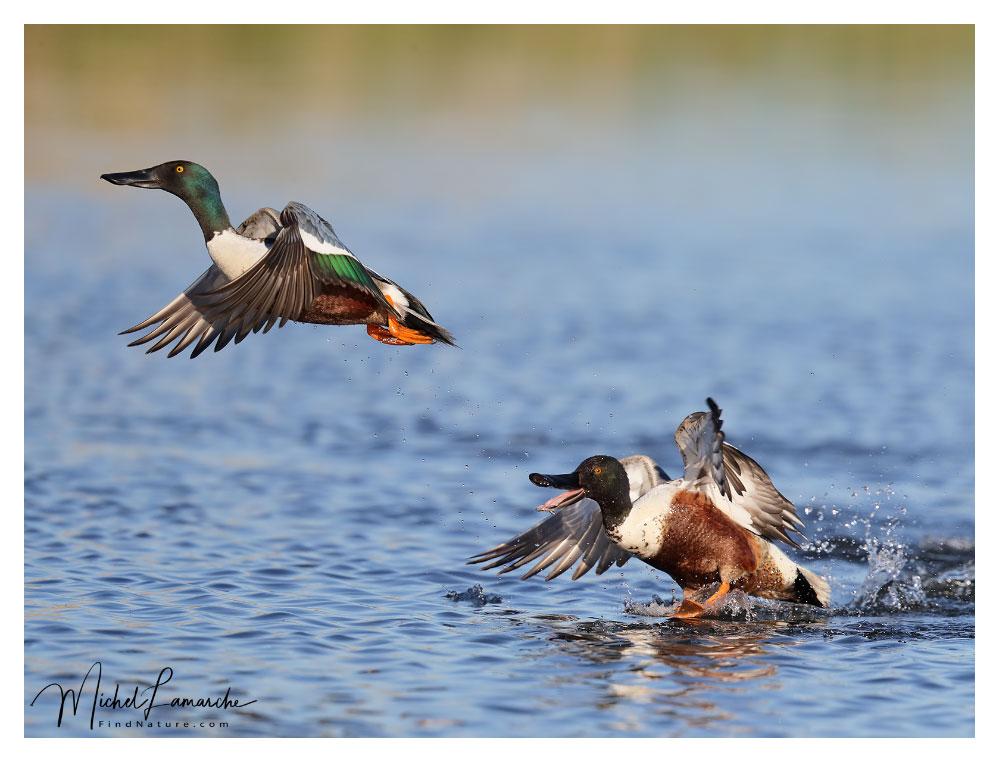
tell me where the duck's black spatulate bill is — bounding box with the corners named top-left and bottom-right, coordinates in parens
top-left (100, 166), bottom-right (162, 189)
top-left (529, 471), bottom-right (580, 490)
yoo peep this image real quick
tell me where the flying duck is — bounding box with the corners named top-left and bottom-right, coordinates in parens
top-left (470, 399), bottom-right (830, 617)
top-left (101, 161), bottom-right (456, 357)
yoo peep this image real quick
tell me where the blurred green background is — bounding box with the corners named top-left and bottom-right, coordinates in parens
top-left (26, 25), bottom-right (972, 191)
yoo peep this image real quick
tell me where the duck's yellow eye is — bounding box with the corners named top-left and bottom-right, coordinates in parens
top-left (176, 166), bottom-right (184, 173)
top-left (594, 467), bottom-right (602, 475)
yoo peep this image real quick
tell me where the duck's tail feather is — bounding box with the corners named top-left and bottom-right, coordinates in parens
top-left (366, 267), bottom-right (458, 347)
top-left (403, 311), bottom-right (458, 347)
top-left (793, 566), bottom-right (831, 608)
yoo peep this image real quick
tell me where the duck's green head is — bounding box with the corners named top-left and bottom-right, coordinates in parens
top-left (101, 161), bottom-right (230, 238)
top-left (101, 160), bottom-right (217, 199)
top-left (530, 455), bottom-right (633, 529)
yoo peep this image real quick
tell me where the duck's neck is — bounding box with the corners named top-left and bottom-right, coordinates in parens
top-left (186, 190), bottom-right (233, 241)
top-left (595, 487), bottom-right (634, 534)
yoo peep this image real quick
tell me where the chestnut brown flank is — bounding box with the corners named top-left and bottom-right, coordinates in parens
top-left (649, 489), bottom-right (759, 592)
top-left (298, 287), bottom-right (383, 325)
top-left (646, 490), bottom-right (807, 601)
top-left (735, 539), bottom-right (790, 600)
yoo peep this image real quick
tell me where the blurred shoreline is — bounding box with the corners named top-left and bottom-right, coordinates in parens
top-left (26, 25), bottom-right (972, 178)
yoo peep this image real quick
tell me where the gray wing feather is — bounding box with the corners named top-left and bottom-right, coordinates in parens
top-left (721, 443), bottom-right (806, 548)
top-left (597, 539), bottom-right (630, 574)
top-left (120, 266), bottom-right (234, 358)
top-left (468, 499), bottom-right (633, 581)
top-left (190, 213), bottom-right (318, 333)
top-left (560, 513), bottom-right (605, 580)
top-left (120, 207), bottom-right (290, 358)
top-left (235, 207), bottom-right (282, 241)
top-left (673, 398), bottom-right (730, 499)
top-left (674, 399), bottom-right (806, 547)
top-left (572, 536), bottom-right (605, 578)
top-left (523, 537), bottom-right (581, 579)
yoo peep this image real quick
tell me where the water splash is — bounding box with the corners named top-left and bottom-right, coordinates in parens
top-left (853, 537), bottom-right (926, 612)
top-left (912, 536), bottom-right (975, 603)
top-left (624, 590), bottom-right (827, 623)
top-left (921, 561), bottom-right (975, 602)
top-left (445, 583), bottom-right (501, 605)
top-left (624, 594), bottom-right (674, 618)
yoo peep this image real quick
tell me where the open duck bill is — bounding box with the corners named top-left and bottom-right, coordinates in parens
top-left (529, 471), bottom-right (585, 512)
top-left (100, 166), bottom-right (162, 189)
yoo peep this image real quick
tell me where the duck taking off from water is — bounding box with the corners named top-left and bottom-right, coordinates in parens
top-left (470, 399), bottom-right (830, 617)
top-left (101, 161), bottom-right (456, 357)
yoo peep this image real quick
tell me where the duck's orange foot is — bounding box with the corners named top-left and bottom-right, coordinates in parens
top-left (367, 293), bottom-right (436, 345)
top-left (387, 315), bottom-right (434, 344)
top-left (366, 324), bottom-right (414, 345)
top-left (672, 598), bottom-right (705, 618)
top-left (703, 580), bottom-right (731, 607)
top-left (385, 293), bottom-right (435, 345)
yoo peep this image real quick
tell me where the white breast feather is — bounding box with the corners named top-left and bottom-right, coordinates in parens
top-left (613, 483), bottom-right (678, 557)
top-left (613, 480), bottom-right (763, 559)
top-left (206, 230), bottom-right (269, 280)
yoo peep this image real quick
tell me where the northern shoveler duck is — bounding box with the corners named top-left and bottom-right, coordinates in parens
top-left (470, 399), bottom-right (830, 617)
top-left (101, 161), bottom-right (456, 357)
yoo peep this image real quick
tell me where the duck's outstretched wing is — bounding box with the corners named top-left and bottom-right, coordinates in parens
top-left (120, 265), bottom-right (247, 358)
top-left (674, 397), bottom-right (731, 497)
top-left (364, 267), bottom-right (458, 347)
top-left (468, 499), bottom-right (633, 581)
top-left (469, 454), bottom-right (667, 582)
top-left (721, 443), bottom-right (806, 548)
top-left (189, 202), bottom-right (396, 338)
top-left (674, 398), bottom-right (806, 548)
top-left (119, 206), bottom-right (296, 358)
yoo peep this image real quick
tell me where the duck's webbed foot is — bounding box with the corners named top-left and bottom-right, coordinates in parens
top-left (366, 324), bottom-right (415, 345)
top-left (386, 316), bottom-right (434, 344)
top-left (672, 598), bottom-right (706, 618)
top-left (380, 293), bottom-right (435, 345)
top-left (703, 580), bottom-right (732, 606)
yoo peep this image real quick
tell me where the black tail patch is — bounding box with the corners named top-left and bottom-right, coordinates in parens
top-left (793, 570), bottom-right (824, 607)
top-left (408, 315), bottom-right (458, 347)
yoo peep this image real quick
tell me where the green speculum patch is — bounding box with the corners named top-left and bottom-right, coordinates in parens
top-left (317, 254), bottom-right (370, 286)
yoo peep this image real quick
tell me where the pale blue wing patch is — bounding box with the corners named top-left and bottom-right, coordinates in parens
top-left (235, 207), bottom-right (282, 242)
